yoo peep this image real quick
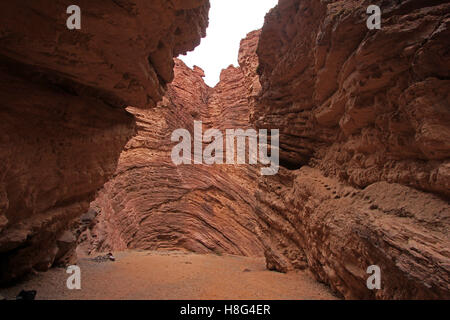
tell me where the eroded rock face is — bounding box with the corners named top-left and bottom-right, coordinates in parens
top-left (254, 0), bottom-right (450, 299)
top-left (84, 3), bottom-right (449, 299)
top-left (257, 167), bottom-right (450, 299)
top-left (256, 0), bottom-right (450, 196)
top-left (54, 0), bottom-right (448, 299)
top-left (0, 0), bottom-right (209, 283)
top-left (80, 59), bottom-right (264, 257)
top-left (238, 30), bottom-right (262, 121)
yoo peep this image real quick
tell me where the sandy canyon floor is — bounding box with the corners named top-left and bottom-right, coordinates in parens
top-left (0, 250), bottom-right (337, 300)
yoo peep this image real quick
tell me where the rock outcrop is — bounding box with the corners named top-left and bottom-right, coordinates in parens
top-left (256, 0), bottom-right (450, 196)
top-left (84, 0), bottom-right (449, 299)
top-left (0, 0), bottom-right (209, 283)
top-left (80, 58), bottom-right (264, 256)
top-left (7, 0), bottom-right (447, 300)
top-left (254, 0), bottom-right (450, 299)
top-left (256, 166), bottom-right (450, 299)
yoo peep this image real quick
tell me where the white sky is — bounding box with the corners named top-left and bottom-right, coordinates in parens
top-left (179, 0), bottom-right (278, 87)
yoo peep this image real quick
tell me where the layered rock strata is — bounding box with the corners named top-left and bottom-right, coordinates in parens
top-left (256, 0), bottom-right (450, 196)
top-left (80, 0), bottom-right (449, 299)
top-left (0, 0), bottom-right (209, 283)
top-left (81, 58), bottom-right (264, 256)
top-left (254, 0), bottom-right (450, 299)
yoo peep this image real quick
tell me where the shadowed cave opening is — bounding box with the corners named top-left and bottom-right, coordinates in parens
top-left (279, 158), bottom-right (303, 171)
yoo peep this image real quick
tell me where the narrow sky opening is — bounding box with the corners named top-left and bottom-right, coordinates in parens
top-left (179, 0), bottom-right (278, 87)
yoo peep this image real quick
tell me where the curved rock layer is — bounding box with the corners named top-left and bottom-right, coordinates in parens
top-left (21, 0), bottom-right (449, 299)
top-left (84, 2), bottom-right (449, 299)
top-left (81, 57), bottom-right (264, 257)
top-left (0, 0), bottom-right (209, 283)
top-left (254, 0), bottom-right (450, 299)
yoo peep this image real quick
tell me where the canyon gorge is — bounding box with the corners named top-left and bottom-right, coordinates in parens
top-left (0, 0), bottom-right (210, 283)
top-left (1, 0), bottom-right (449, 300)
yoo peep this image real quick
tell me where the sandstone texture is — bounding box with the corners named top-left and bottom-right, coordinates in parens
top-left (257, 167), bottom-right (450, 299)
top-left (256, 0), bottom-right (450, 196)
top-left (254, 0), bottom-right (450, 299)
top-left (0, 0), bottom-right (209, 283)
top-left (79, 58), bottom-right (264, 256)
top-left (3, 0), bottom-right (448, 300)
top-left (85, 1), bottom-right (449, 299)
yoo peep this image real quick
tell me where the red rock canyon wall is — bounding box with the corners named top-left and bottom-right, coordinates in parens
top-left (254, 0), bottom-right (449, 299)
top-left (2, 0), bottom-right (448, 300)
top-left (0, 0), bottom-right (209, 283)
top-left (85, 1), bottom-right (449, 298)
top-left (81, 57), bottom-right (264, 257)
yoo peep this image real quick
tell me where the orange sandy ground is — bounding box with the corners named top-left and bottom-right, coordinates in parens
top-left (0, 250), bottom-right (338, 300)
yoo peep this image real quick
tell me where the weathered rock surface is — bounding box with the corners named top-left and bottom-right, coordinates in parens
top-left (85, 3), bottom-right (450, 299)
top-left (80, 58), bottom-right (264, 257)
top-left (24, 0), bottom-right (449, 300)
top-left (238, 30), bottom-right (262, 121)
top-left (254, 0), bottom-right (450, 299)
top-left (257, 167), bottom-right (450, 299)
top-left (256, 0), bottom-right (450, 196)
top-left (0, 0), bottom-right (209, 283)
